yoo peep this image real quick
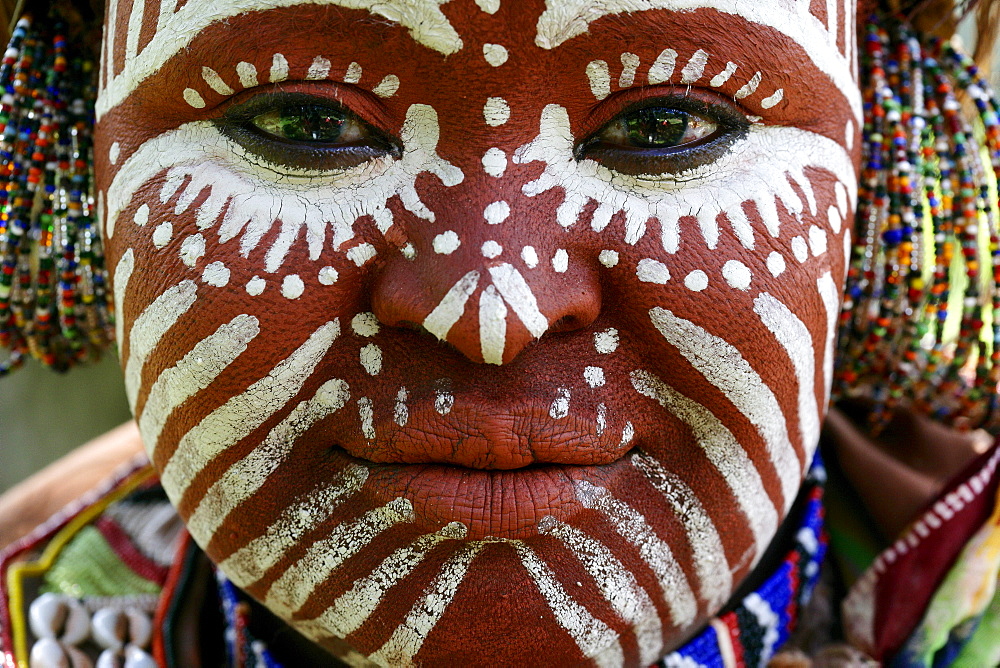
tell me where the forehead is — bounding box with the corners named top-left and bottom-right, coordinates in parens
top-left (97, 0), bottom-right (859, 122)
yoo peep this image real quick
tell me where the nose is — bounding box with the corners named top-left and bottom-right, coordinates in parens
top-left (371, 249), bottom-right (602, 365)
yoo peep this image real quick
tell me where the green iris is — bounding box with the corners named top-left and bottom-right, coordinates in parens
top-left (623, 108), bottom-right (690, 148)
top-left (251, 105), bottom-right (349, 142)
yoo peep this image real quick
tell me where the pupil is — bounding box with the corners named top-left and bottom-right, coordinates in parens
top-left (279, 106), bottom-right (346, 142)
top-left (625, 108), bottom-right (689, 148)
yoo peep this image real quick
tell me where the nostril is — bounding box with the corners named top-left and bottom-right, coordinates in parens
top-left (549, 315), bottom-right (580, 333)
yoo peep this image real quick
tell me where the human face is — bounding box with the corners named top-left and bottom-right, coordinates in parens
top-left (97, 0), bottom-right (859, 662)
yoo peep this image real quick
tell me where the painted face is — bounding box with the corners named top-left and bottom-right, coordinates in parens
top-left (97, 0), bottom-right (860, 663)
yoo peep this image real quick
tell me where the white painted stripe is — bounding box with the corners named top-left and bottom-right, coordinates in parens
top-left (124, 0), bottom-right (146, 62)
top-left (156, 0), bottom-right (179, 32)
top-left (368, 541), bottom-right (484, 665)
top-left (104, 0), bottom-right (118, 85)
top-left (514, 543), bottom-right (624, 666)
top-left (423, 270), bottom-right (480, 340)
top-left (219, 464), bottom-right (367, 588)
top-left (306, 523), bottom-right (467, 638)
top-left (138, 314), bottom-right (260, 458)
top-left (709, 61), bottom-right (738, 87)
top-left (479, 284), bottom-right (507, 365)
top-left (236, 61), bottom-right (258, 88)
top-left (725, 204), bottom-right (755, 249)
top-left (680, 49), bottom-right (709, 83)
top-left (264, 497), bottom-right (415, 617)
top-left (624, 454), bottom-right (732, 610)
top-left (735, 71), bottom-right (762, 99)
top-left (202, 67), bottom-right (234, 95)
top-left (647, 48), bottom-right (677, 84)
top-left (488, 263), bottom-right (548, 338)
top-left (160, 320), bottom-right (339, 499)
top-left (649, 308), bottom-right (800, 511)
top-left (113, 249), bottom-right (135, 356)
top-left (586, 60), bottom-right (611, 100)
top-left (754, 293), bottom-right (821, 467)
top-left (542, 520), bottom-right (665, 664)
top-left (827, 0), bottom-right (839, 50)
top-left (124, 280), bottom-right (198, 411)
top-left (630, 370), bottom-right (777, 551)
top-left (817, 272), bottom-right (840, 408)
top-left (186, 379), bottom-right (352, 546)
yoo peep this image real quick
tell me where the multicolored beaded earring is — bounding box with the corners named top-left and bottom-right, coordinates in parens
top-left (0, 4), bottom-right (107, 376)
top-left (833, 13), bottom-right (1000, 432)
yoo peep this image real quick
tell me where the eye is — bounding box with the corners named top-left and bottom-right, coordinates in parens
top-left (216, 93), bottom-right (401, 171)
top-left (576, 96), bottom-right (749, 176)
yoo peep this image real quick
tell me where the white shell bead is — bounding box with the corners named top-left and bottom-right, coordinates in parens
top-left (124, 646), bottom-right (157, 668)
top-left (124, 610), bottom-right (152, 649)
top-left (29, 593), bottom-right (90, 645)
top-left (91, 608), bottom-right (126, 651)
top-left (29, 638), bottom-right (69, 668)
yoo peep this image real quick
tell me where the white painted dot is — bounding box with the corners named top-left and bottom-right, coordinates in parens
top-left (586, 60), bottom-right (611, 100)
top-left (618, 52), bottom-right (640, 88)
top-left (372, 74), bottom-right (400, 98)
top-left (318, 266), bottom-right (339, 285)
top-left (791, 236), bottom-right (809, 263)
top-left (637, 258), bottom-right (670, 284)
top-left (401, 243), bottom-right (416, 260)
top-left (684, 270), bottom-right (709, 291)
top-left (484, 201), bottom-right (510, 226)
top-left (594, 328), bottom-right (619, 354)
top-left (152, 222), bottom-right (172, 248)
top-left (236, 61), bottom-right (258, 88)
top-left (202, 261), bottom-right (230, 287)
top-left (246, 276), bottom-right (266, 295)
top-left (180, 234), bottom-right (205, 267)
top-left (761, 88), bottom-right (784, 109)
top-left (621, 421), bottom-right (634, 446)
top-left (435, 389), bottom-right (454, 415)
top-left (599, 250), bottom-right (619, 268)
top-left (552, 249), bottom-right (569, 273)
top-left (722, 260), bottom-right (752, 290)
top-left (269, 53), bottom-right (289, 82)
top-left (352, 312), bottom-right (381, 337)
top-left (809, 225), bottom-right (828, 256)
top-left (827, 206), bottom-right (842, 234)
top-left (549, 388), bottom-right (571, 419)
top-left (359, 397), bottom-right (375, 439)
top-left (767, 252), bottom-right (786, 277)
top-left (182, 88), bottom-right (205, 108)
top-left (482, 240), bottom-right (503, 258)
top-left (360, 343), bottom-right (383, 375)
top-left (343, 62), bottom-right (362, 84)
top-left (202, 66), bottom-right (234, 94)
top-left (109, 142), bottom-right (120, 165)
top-left (433, 231), bottom-right (461, 255)
top-left (483, 43), bottom-right (509, 66)
top-left (282, 274), bottom-right (305, 299)
top-left (483, 97), bottom-right (511, 126)
top-left (347, 243), bottom-right (377, 266)
top-left (845, 119), bottom-right (855, 150)
top-left (584, 366), bottom-right (606, 388)
top-left (521, 246), bottom-right (538, 268)
top-left (475, 0), bottom-right (500, 13)
top-left (306, 56), bottom-right (331, 80)
top-left (482, 148), bottom-right (507, 177)
top-left (133, 204), bottom-right (149, 226)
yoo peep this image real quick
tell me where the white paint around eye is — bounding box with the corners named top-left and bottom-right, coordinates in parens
top-left (360, 343), bottom-right (383, 375)
top-left (709, 61), bottom-right (738, 87)
top-left (347, 243), bottom-right (377, 266)
top-left (318, 266), bottom-right (339, 285)
top-left (270, 53), bottom-right (289, 82)
top-left (586, 60), bottom-right (611, 100)
top-left (552, 249), bottom-right (569, 273)
top-left (619, 52), bottom-right (640, 87)
top-left (433, 231), bottom-right (461, 254)
top-left (484, 200), bottom-right (510, 225)
top-left (344, 62), bottom-right (363, 84)
top-left (766, 251), bottom-right (786, 277)
top-left (722, 259), bottom-right (751, 290)
top-left (307, 56), bottom-right (332, 80)
top-left (401, 243), bottom-right (416, 260)
top-left (483, 43), bottom-right (509, 66)
top-left (599, 250), bottom-right (619, 268)
top-left (808, 225), bottom-right (828, 256)
top-left (372, 74), bottom-right (400, 98)
top-left (680, 49), bottom-right (709, 83)
top-left (109, 142), bottom-right (121, 165)
top-left (482, 148), bottom-right (507, 177)
top-left (734, 71), bottom-right (762, 99)
top-left (595, 328), bottom-right (619, 354)
top-left (684, 270), bottom-right (708, 292)
top-left (236, 61), bottom-right (258, 88)
top-left (584, 366), bottom-right (605, 387)
top-left (182, 88), bottom-right (205, 108)
top-left (482, 240), bottom-right (503, 258)
top-left (246, 276), bottom-right (266, 295)
top-left (791, 236), bottom-right (809, 263)
top-left (521, 246), bottom-right (538, 268)
top-left (483, 97), bottom-right (511, 126)
top-left (133, 203), bottom-right (149, 226)
top-left (637, 258), bottom-right (670, 284)
top-left (282, 274), bottom-right (305, 299)
top-left (761, 89), bottom-right (784, 109)
top-left (647, 49), bottom-right (676, 85)
top-left (475, 0), bottom-right (500, 13)
top-left (549, 388), bottom-right (571, 419)
top-left (180, 234), bottom-right (205, 266)
top-left (202, 66), bottom-right (234, 95)
top-left (352, 312), bottom-right (381, 337)
top-left (202, 261), bottom-right (231, 287)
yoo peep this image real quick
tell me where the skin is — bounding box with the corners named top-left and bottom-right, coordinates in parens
top-left (96, 0), bottom-right (860, 663)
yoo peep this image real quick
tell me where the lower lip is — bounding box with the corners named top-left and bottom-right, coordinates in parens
top-left (327, 447), bottom-right (634, 539)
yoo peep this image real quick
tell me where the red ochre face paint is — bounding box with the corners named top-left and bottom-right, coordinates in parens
top-left (96, 0), bottom-right (860, 663)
